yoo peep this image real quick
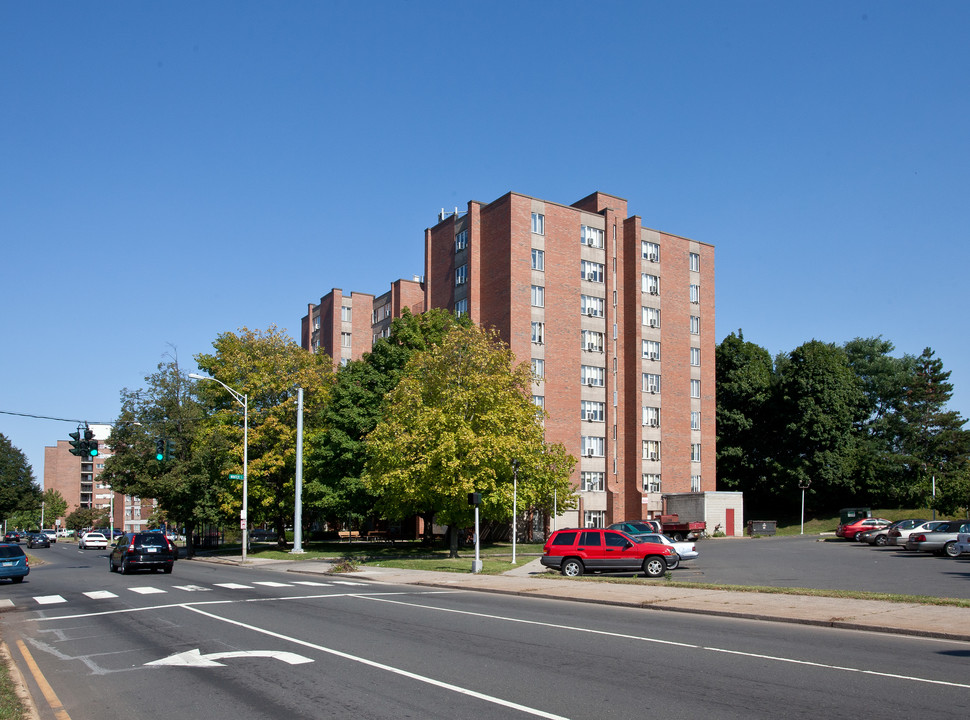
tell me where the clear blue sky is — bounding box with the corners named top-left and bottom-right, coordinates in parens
top-left (3, 2), bottom-right (968, 484)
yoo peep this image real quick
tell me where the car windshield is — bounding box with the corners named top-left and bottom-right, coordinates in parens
top-left (87, 533), bottom-right (106, 539)
top-left (136, 535), bottom-right (168, 547)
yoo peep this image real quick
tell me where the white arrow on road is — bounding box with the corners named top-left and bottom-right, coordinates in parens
top-left (146, 649), bottom-right (313, 667)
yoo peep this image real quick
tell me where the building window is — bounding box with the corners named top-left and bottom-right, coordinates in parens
top-left (581, 225), bottom-right (605, 248)
top-left (690, 315), bottom-right (700, 335)
top-left (690, 252), bottom-right (700, 272)
top-left (581, 295), bottom-right (604, 317)
top-left (641, 273), bottom-right (659, 295)
top-left (642, 340), bottom-right (661, 361)
top-left (643, 373), bottom-right (661, 394)
top-left (581, 365), bottom-right (605, 387)
top-left (581, 471), bottom-right (605, 492)
top-left (531, 212), bottom-right (544, 235)
top-left (455, 229), bottom-right (468, 252)
top-left (581, 400), bottom-right (605, 422)
top-left (581, 260), bottom-right (605, 283)
top-left (531, 322), bottom-right (544, 344)
top-left (455, 298), bottom-right (468, 317)
top-left (690, 284), bottom-right (700, 304)
top-left (643, 440), bottom-right (661, 461)
top-left (340, 332), bottom-right (352, 348)
top-left (456, 264), bottom-right (468, 286)
top-left (642, 241), bottom-right (660, 262)
top-left (691, 411), bottom-right (701, 430)
top-left (531, 285), bottom-right (544, 307)
top-left (584, 510), bottom-right (605, 528)
top-left (690, 347), bottom-right (700, 366)
top-left (643, 406), bottom-right (660, 427)
top-left (581, 329), bottom-right (604, 352)
top-left (691, 475), bottom-right (702, 492)
top-left (533, 395), bottom-right (544, 410)
top-left (691, 379), bottom-right (701, 398)
top-left (691, 443), bottom-right (702, 462)
top-left (643, 474), bottom-right (662, 493)
top-left (341, 306), bottom-right (352, 322)
top-left (643, 306), bottom-right (660, 328)
top-left (582, 436), bottom-right (605, 457)
top-left (313, 318), bottom-right (320, 330)
top-left (531, 248), bottom-right (544, 271)
top-left (531, 358), bottom-right (545, 379)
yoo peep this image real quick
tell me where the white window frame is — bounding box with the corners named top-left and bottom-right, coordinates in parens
top-left (691, 443), bottom-right (702, 462)
top-left (531, 285), bottom-right (544, 307)
top-left (690, 284), bottom-right (700, 304)
top-left (643, 440), bottom-right (661, 461)
top-left (581, 329), bottom-right (604, 352)
top-left (531, 321), bottom-right (544, 344)
top-left (581, 260), bottom-right (605, 283)
top-left (341, 306), bottom-right (352, 322)
top-left (643, 406), bottom-right (660, 427)
top-left (531, 358), bottom-right (545, 379)
top-left (690, 347), bottom-right (700, 366)
top-left (581, 225), bottom-right (605, 248)
top-left (581, 365), bottom-right (605, 387)
top-left (642, 340), bottom-right (661, 361)
top-left (340, 332), bottom-right (352, 348)
top-left (455, 229), bottom-right (468, 252)
top-left (581, 294), bottom-right (604, 317)
top-left (690, 315), bottom-right (701, 335)
top-left (582, 436), bottom-right (605, 457)
top-left (581, 400), bottom-right (605, 422)
top-left (531, 248), bottom-right (544, 271)
top-left (643, 474), bottom-right (662, 493)
top-left (643, 373), bottom-right (661, 394)
top-left (581, 471), bottom-right (605, 492)
top-left (642, 306), bottom-right (660, 328)
top-left (531, 212), bottom-right (545, 235)
top-left (642, 241), bottom-right (660, 262)
top-left (584, 510), bottom-right (605, 528)
top-left (691, 379), bottom-right (701, 398)
top-left (691, 475), bottom-right (702, 492)
top-left (641, 273), bottom-right (660, 295)
top-left (455, 298), bottom-right (468, 317)
top-left (691, 411), bottom-right (701, 430)
top-left (455, 264), bottom-right (468, 286)
top-left (689, 252), bottom-right (700, 272)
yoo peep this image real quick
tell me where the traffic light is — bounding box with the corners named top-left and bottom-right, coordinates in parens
top-left (68, 431), bottom-right (84, 457)
top-left (84, 428), bottom-right (99, 457)
top-left (166, 439), bottom-right (175, 460)
top-left (155, 438), bottom-right (165, 461)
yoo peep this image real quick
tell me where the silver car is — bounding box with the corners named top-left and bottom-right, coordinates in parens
top-left (634, 533), bottom-right (698, 570)
top-left (889, 519), bottom-right (947, 547)
top-left (905, 521), bottom-right (970, 557)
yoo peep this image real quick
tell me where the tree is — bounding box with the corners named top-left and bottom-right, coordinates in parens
top-left (65, 506), bottom-right (109, 533)
top-left (363, 324), bottom-right (575, 557)
top-left (715, 331), bottom-right (775, 503)
top-left (194, 326), bottom-right (333, 546)
top-left (894, 348), bottom-right (970, 511)
top-left (0, 433), bottom-right (41, 522)
top-left (305, 308), bottom-right (471, 531)
top-left (773, 340), bottom-right (866, 509)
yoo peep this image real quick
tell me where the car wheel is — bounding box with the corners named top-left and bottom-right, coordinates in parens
top-left (665, 555), bottom-right (680, 570)
top-left (672, 533), bottom-right (685, 542)
top-left (643, 556), bottom-right (666, 578)
top-left (11, 577), bottom-right (23, 584)
top-left (945, 541), bottom-right (960, 558)
top-left (561, 558), bottom-right (584, 577)
top-left (874, 535), bottom-right (888, 546)
top-left (121, 559), bottom-right (130, 575)
top-left (163, 565), bottom-right (173, 574)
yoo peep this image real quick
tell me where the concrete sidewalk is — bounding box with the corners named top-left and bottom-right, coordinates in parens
top-left (189, 555), bottom-right (970, 643)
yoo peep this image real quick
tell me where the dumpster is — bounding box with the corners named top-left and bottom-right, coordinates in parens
top-left (748, 520), bottom-right (776, 536)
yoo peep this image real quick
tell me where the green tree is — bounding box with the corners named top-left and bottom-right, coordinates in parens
top-left (194, 326), bottom-right (333, 546)
top-left (715, 331), bottom-right (775, 503)
top-left (65, 506), bottom-right (109, 533)
top-left (774, 340), bottom-right (866, 509)
top-left (305, 308), bottom-right (470, 531)
top-left (363, 324), bottom-right (574, 557)
top-left (0, 433), bottom-right (41, 522)
top-left (894, 348), bottom-right (970, 511)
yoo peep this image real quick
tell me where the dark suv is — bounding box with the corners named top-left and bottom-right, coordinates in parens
top-left (109, 533), bottom-right (176, 574)
top-left (541, 528), bottom-right (677, 578)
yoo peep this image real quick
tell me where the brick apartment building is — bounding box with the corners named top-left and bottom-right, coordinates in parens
top-left (302, 190), bottom-right (715, 529)
top-left (44, 424), bottom-right (155, 533)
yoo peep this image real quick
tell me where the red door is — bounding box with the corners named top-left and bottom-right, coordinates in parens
top-left (726, 509), bottom-right (735, 537)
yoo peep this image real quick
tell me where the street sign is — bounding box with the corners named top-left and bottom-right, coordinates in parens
top-left (229, 474), bottom-right (243, 479)
top-left (240, 519), bottom-right (247, 529)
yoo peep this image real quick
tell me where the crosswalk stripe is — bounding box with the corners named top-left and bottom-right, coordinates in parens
top-left (290, 581), bottom-right (330, 586)
top-left (34, 595), bottom-right (66, 605)
top-left (83, 591), bottom-right (118, 599)
top-left (129, 587), bottom-right (167, 595)
top-left (213, 583), bottom-right (252, 589)
top-left (172, 585), bottom-right (210, 592)
top-left (252, 581), bottom-right (292, 587)
top-left (330, 580), bottom-right (367, 586)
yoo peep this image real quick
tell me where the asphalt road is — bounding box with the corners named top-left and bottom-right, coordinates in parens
top-left (2, 542), bottom-right (969, 719)
top-left (671, 534), bottom-right (970, 598)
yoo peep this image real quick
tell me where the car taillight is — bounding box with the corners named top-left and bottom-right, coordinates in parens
top-left (912, 534), bottom-right (925, 542)
top-left (127, 541), bottom-right (136, 553)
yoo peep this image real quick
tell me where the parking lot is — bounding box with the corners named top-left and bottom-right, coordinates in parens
top-left (670, 534), bottom-right (970, 599)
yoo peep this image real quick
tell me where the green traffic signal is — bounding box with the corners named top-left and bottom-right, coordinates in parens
top-left (155, 438), bottom-right (165, 461)
top-left (88, 441), bottom-right (99, 457)
top-left (84, 429), bottom-right (98, 457)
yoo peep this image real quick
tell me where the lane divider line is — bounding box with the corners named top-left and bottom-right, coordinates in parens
top-left (15, 639), bottom-right (72, 720)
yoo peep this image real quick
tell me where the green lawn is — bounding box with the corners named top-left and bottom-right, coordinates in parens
top-left (201, 540), bottom-right (545, 563)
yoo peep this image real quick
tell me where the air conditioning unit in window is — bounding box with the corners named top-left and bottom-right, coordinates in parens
top-left (585, 412), bottom-right (596, 421)
top-left (648, 453), bottom-right (658, 461)
top-left (649, 388), bottom-right (658, 394)
top-left (649, 253), bottom-right (659, 262)
top-left (587, 309), bottom-right (595, 316)
top-left (586, 238), bottom-right (596, 247)
top-left (456, 277), bottom-right (465, 285)
top-left (648, 419), bottom-right (659, 427)
top-left (649, 320), bottom-right (659, 328)
top-left (586, 450), bottom-right (594, 458)
top-left (586, 379), bottom-right (595, 386)
top-left (649, 288), bottom-right (659, 296)
top-left (586, 272), bottom-right (597, 281)
top-left (691, 298), bottom-right (699, 304)
top-left (586, 343), bottom-right (596, 351)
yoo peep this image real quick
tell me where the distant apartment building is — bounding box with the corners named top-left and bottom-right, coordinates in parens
top-left (301, 190), bottom-right (715, 528)
top-left (301, 278), bottom-right (425, 366)
top-left (43, 425), bottom-right (154, 532)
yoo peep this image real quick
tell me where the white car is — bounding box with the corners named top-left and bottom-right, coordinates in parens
top-left (634, 533), bottom-right (698, 570)
top-left (79, 532), bottom-right (109, 550)
top-left (954, 533), bottom-right (970, 557)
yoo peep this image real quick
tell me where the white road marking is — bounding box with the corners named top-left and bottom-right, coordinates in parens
top-left (33, 596), bottom-right (66, 605)
top-left (146, 648), bottom-right (313, 667)
top-left (252, 581), bottom-right (292, 587)
top-left (83, 591), bottom-right (117, 599)
top-left (214, 583), bottom-right (252, 590)
top-left (129, 587), bottom-right (167, 595)
top-left (0, 599), bottom-right (13, 609)
top-left (290, 581), bottom-right (330, 586)
top-left (182, 605), bottom-right (569, 719)
top-left (172, 585), bottom-right (211, 592)
top-left (330, 580), bottom-right (366, 586)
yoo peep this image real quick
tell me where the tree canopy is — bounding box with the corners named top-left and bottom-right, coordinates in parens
top-left (0, 433), bottom-right (40, 522)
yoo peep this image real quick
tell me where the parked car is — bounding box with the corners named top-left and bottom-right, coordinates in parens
top-left (607, 521), bottom-right (662, 540)
top-left (859, 519), bottom-right (927, 546)
top-left (906, 521), bottom-right (970, 556)
top-left (836, 517), bottom-right (891, 540)
top-left (3, 532), bottom-right (20, 544)
top-left (888, 520), bottom-right (948, 547)
top-left (109, 532), bottom-right (176, 574)
top-left (79, 532), bottom-right (109, 550)
top-left (26, 533), bottom-right (50, 549)
top-left (954, 533), bottom-right (970, 557)
top-left (0, 543), bottom-right (29, 583)
top-left (56, 529), bottom-right (74, 538)
top-left (41, 529), bottom-right (57, 543)
top-left (631, 533), bottom-right (698, 570)
top-left (540, 528), bottom-right (676, 578)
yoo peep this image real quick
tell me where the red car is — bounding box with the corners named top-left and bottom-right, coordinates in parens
top-left (836, 517), bottom-right (891, 540)
top-left (540, 528), bottom-right (676, 578)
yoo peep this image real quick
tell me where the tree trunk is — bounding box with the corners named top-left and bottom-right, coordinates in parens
top-left (184, 520), bottom-right (196, 559)
top-left (447, 525), bottom-right (459, 559)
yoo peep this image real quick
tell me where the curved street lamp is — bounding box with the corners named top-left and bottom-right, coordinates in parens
top-left (189, 373), bottom-right (249, 563)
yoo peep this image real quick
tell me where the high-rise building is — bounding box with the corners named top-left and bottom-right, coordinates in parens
top-left (301, 190), bottom-right (715, 528)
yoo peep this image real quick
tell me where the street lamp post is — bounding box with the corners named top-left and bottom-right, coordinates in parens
top-left (511, 460), bottom-right (518, 565)
top-left (189, 373), bottom-right (249, 563)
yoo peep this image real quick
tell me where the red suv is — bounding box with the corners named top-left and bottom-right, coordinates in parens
top-left (541, 528), bottom-right (677, 578)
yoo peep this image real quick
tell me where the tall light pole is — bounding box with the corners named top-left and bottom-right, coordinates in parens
top-left (291, 387), bottom-right (304, 554)
top-left (511, 459), bottom-right (518, 565)
top-left (189, 373), bottom-right (249, 563)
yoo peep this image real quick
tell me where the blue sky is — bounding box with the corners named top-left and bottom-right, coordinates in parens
top-left (2, 2), bottom-right (968, 483)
